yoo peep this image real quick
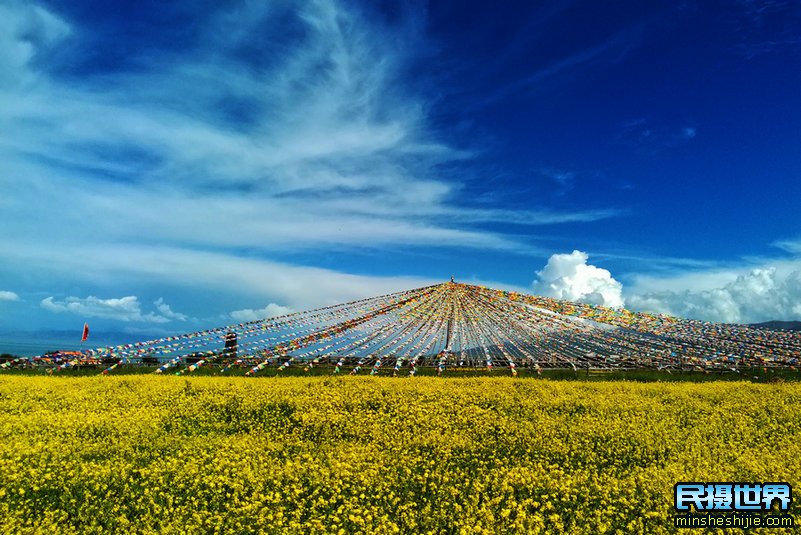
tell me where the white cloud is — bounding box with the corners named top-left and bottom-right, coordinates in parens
top-left (536, 167), bottom-right (576, 193)
top-left (617, 119), bottom-right (698, 152)
top-left (0, 2), bottom-right (71, 89)
top-left (0, 290), bottom-right (19, 301)
top-left (40, 295), bottom-right (185, 323)
top-left (534, 251), bottom-right (801, 323)
top-left (230, 303), bottom-right (292, 322)
top-left (626, 269), bottom-right (741, 295)
top-left (533, 250), bottom-right (624, 308)
top-left (0, 0), bottom-right (620, 281)
top-left (626, 267), bottom-right (801, 323)
top-left (0, 0), bottom-right (495, 330)
top-left (154, 297), bottom-right (188, 321)
top-left (0, 1), bottom-right (616, 331)
top-left (773, 238), bottom-right (801, 254)
top-left (8, 239), bottom-right (436, 312)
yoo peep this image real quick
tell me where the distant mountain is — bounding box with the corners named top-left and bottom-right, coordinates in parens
top-left (750, 321), bottom-right (801, 331)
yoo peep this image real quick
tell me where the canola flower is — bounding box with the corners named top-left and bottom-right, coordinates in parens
top-left (0, 376), bottom-right (799, 534)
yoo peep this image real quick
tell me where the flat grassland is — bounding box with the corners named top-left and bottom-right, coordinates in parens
top-left (0, 376), bottom-right (798, 534)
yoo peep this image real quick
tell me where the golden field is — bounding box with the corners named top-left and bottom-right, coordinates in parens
top-left (0, 376), bottom-right (798, 534)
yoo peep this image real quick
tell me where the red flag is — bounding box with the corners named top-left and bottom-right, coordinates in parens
top-left (81, 323), bottom-right (89, 342)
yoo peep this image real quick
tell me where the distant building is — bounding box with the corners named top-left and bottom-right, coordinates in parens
top-left (224, 331), bottom-right (238, 359)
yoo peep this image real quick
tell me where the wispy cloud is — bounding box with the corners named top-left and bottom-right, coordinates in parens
top-left (534, 167), bottom-right (577, 196)
top-left (5, 239), bottom-right (437, 312)
top-left (616, 119), bottom-right (697, 153)
top-left (731, 0), bottom-right (801, 58)
top-left (593, 251), bottom-right (721, 273)
top-left (474, 24), bottom-right (645, 108)
top-left (0, 0), bottom-right (621, 303)
top-left (773, 238), bottom-right (801, 255)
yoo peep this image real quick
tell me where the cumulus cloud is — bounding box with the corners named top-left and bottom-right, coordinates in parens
top-left (627, 267), bottom-right (801, 323)
top-left (0, 290), bottom-right (20, 301)
top-left (230, 303), bottom-right (293, 322)
top-left (154, 297), bottom-right (188, 321)
top-left (533, 250), bottom-right (801, 323)
top-left (40, 295), bottom-right (186, 323)
top-left (533, 250), bottom-right (624, 308)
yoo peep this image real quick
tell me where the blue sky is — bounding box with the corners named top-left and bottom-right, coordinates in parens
top-left (1, 0), bottom-right (800, 344)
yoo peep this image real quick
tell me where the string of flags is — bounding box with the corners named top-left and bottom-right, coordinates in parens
top-left (4, 281), bottom-right (799, 376)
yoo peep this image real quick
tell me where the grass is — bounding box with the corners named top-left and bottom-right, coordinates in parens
top-left (3, 363), bottom-right (800, 382)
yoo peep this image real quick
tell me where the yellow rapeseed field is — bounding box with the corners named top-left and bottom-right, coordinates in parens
top-left (0, 376), bottom-right (798, 534)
